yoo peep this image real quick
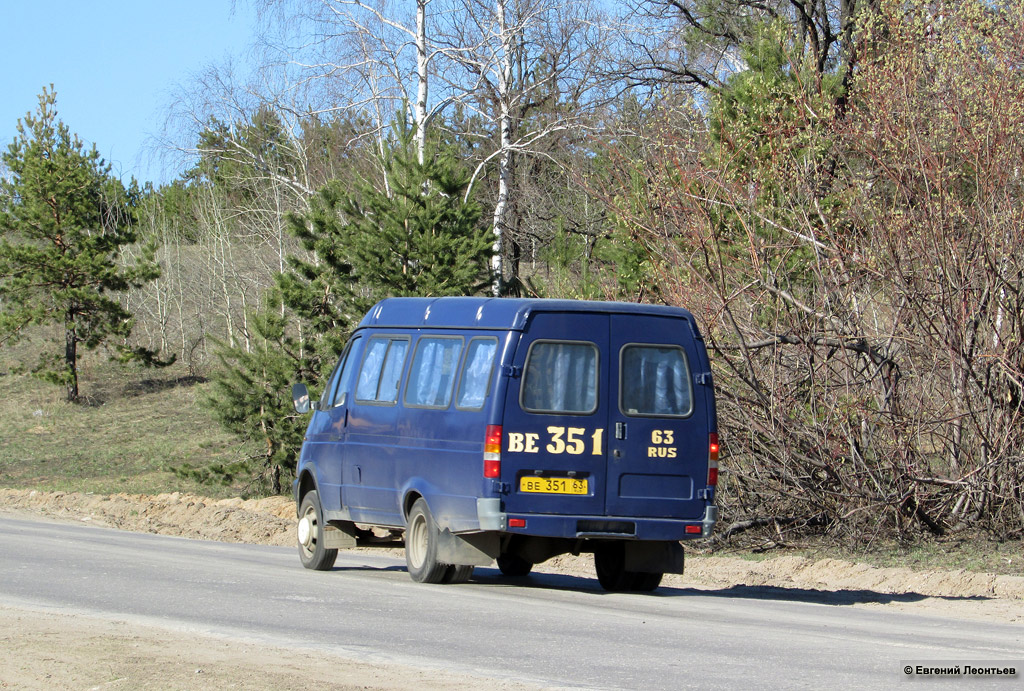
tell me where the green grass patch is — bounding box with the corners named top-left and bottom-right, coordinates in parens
top-left (0, 343), bottom-right (259, 498)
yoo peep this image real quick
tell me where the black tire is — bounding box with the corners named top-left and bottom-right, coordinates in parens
top-left (297, 490), bottom-right (338, 571)
top-left (630, 571), bottom-right (663, 592)
top-left (595, 543), bottom-right (664, 592)
top-left (442, 565), bottom-right (475, 584)
top-left (497, 554), bottom-right (533, 577)
top-left (594, 543), bottom-right (632, 591)
top-left (405, 498), bottom-right (449, 583)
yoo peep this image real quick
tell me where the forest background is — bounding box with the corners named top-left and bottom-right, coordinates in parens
top-left (2, 0), bottom-right (1022, 549)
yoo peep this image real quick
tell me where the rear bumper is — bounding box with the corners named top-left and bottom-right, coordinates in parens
top-left (480, 501), bottom-right (718, 541)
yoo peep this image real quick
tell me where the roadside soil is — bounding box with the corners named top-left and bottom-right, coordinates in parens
top-left (1, 488), bottom-right (1021, 689)
top-left (0, 604), bottom-right (539, 691)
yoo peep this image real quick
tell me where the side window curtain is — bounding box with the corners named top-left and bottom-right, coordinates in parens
top-left (522, 342), bottom-right (598, 414)
top-left (406, 338), bottom-right (464, 408)
top-left (355, 338), bottom-right (389, 402)
top-left (377, 340), bottom-right (408, 403)
top-left (621, 346), bottom-right (692, 417)
top-left (456, 338), bottom-right (497, 410)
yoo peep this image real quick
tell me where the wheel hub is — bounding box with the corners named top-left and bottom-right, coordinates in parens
top-left (297, 515), bottom-right (313, 547)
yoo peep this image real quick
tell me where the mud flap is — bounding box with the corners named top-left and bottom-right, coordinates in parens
top-left (436, 529), bottom-right (500, 566)
top-left (623, 541), bottom-right (685, 574)
top-left (322, 521), bottom-right (358, 549)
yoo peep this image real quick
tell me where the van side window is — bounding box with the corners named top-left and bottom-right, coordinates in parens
top-left (320, 335), bottom-right (361, 409)
top-left (319, 353), bottom-right (346, 411)
top-left (405, 337), bottom-right (463, 409)
top-left (455, 337), bottom-right (498, 410)
top-left (331, 335), bottom-right (362, 406)
top-left (620, 345), bottom-right (692, 417)
top-left (521, 341), bottom-right (598, 414)
top-left (355, 336), bottom-right (409, 404)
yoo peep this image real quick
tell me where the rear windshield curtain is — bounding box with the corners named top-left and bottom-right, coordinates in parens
top-left (522, 341), bottom-right (598, 414)
top-left (620, 345), bottom-right (692, 417)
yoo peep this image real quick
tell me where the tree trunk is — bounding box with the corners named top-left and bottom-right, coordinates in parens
top-left (415, 0), bottom-right (429, 165)
top-left (65, 310), bottom-right (79, 402)
top-left (491, 0), bottom-right (514, 296)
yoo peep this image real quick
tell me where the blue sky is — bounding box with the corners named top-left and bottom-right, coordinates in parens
top-left (1, 1), bottom-right (258, 185)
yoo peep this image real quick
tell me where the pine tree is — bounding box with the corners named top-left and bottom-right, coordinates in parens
top-left (198, 123), bottom-right (491, 491)
top-left (284, 120), bottom-right (491, 323)
top-left (195, 290), bottom-right (312, 494)
top-left (0, 88), bottom-right (165, 402)
top-left (276, 117), bottom-right (491, 395)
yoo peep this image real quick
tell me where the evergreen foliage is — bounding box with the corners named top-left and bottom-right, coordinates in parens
top-left (199, 122), bottom-right (490, 490)
top-left (278, 119), bottom-right (490, 384)
top-left (193, 291), bottom-right (310, 494)
top-left (284, 121), bottom-right (490, 318)
top-left (0, 88), bottom-right (167, 402)
top-left (703, 21), bottom-right (849, 286)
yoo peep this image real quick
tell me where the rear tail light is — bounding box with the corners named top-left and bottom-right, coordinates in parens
top-left (484, 425), bottom-right (502, 478)
top-left (708, 432), bottom-right (719, 486)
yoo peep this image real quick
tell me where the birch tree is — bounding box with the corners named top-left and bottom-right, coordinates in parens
top-left (434, 0), bottom-right (611, 293)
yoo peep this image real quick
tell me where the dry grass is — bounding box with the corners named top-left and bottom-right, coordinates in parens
top-left (0, 334), bottom-right (257, 498)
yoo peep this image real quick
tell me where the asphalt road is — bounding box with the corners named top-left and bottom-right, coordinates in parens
top-left (0, 516), bottom-right (1020, 689)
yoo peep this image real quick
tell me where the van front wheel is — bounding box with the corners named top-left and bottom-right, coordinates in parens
top-left (297, 490), bottom-right (338, 571)
top-left (405, 499), bottom-right (449, 583)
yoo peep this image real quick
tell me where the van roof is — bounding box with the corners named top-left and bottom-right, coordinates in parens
top-left (358, 297), bottom-right (699, 334)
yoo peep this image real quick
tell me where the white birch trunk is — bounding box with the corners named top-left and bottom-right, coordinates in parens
top-left (491, 0), bottom-right (514, 295)
top-left (416, 0), bottom-right (429, 165)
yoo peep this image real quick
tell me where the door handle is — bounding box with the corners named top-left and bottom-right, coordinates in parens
top-left (615, 421), bottom-right (626, 440)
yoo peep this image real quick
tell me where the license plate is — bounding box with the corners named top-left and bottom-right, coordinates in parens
top-left (519, 476), bottom-right (588, 495)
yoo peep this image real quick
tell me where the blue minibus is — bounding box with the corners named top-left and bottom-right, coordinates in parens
top-left (291, 297), bottom-right (719, 591)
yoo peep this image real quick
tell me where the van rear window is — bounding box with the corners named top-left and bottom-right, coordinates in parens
top-left (620, 345), bottom-right (692, 417)
top-left (521, 341), bottom-right (598, 414)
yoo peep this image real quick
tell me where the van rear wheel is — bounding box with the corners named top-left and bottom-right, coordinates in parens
top-left (594, 543), bottom-right (631, 591)
top-left (405, 498), bottom-right (449, 583)
top-left (594, 543), bottom-right (663, 592)
top-left (497, 554), bottom-right (533, 577)
top-left (297, 490), bottom-right (338, 571)
top-left (630, 571), bottom-right (663, 591)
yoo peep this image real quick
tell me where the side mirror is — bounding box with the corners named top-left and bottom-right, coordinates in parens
top-left (292, 383), bottom-right (312, 414)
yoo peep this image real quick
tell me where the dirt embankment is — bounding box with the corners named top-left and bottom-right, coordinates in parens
top-left (2, 488), bottom-right (1023, 615)
top-left (0, 488), bottom-right (299, 546)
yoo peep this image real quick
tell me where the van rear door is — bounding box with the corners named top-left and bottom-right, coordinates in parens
top-left (500, 311), bottom-right (609, 517)
top-left (606, 314), bottom-right (708, 520)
